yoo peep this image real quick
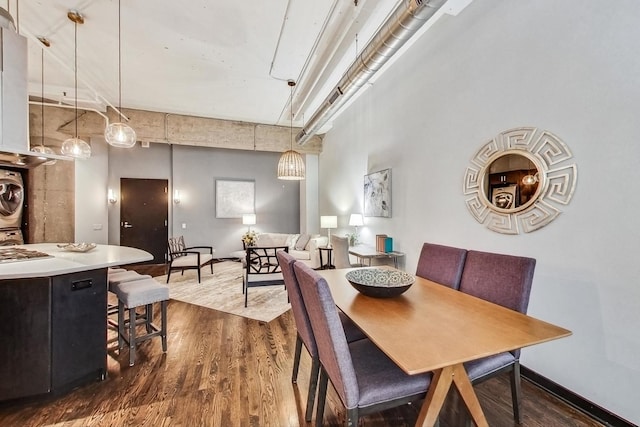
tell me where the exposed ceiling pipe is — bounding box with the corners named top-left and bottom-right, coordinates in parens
top-left (296, 0), bottom-right (447, 145)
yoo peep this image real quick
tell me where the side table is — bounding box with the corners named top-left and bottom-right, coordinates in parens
top-left (317, 247), bottom-right (334, 270)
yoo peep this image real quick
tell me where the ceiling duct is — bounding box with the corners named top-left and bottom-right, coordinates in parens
top-left (295, 0), bottom-right (447, 145)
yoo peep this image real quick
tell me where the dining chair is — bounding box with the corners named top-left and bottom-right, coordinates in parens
top-left (330, 235), bottom-right (361, 269)
top-left (415, 242), bottom-right (468, 289)
top-left (166, 236), bottom-right (215, 283)
top-left (276, 251), bottom-right (366, 422)
top-left (458, 249), bottom-right (536, 424)
top-left (293, 261), bottom-right (431, 427)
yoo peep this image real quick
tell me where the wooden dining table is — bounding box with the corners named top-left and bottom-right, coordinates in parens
top-left (316, 267), bottom-right (572, 427)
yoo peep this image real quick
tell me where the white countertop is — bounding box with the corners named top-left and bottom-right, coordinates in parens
top-left (0, 244), bottom-right (153, 280)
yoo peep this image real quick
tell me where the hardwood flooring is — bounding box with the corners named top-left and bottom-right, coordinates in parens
top-left (0, 299), bottom-right (603, 427)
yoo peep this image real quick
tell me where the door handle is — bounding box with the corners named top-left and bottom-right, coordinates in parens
top-left (122, 221), bottom-right (133, 228)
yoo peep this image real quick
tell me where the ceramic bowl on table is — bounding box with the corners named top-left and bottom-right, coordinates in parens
top-left (345, 268), bottom-right (415, 298)
top-left (56, 242), bottom-right (97, 253)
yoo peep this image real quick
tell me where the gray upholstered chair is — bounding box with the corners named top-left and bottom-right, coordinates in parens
top-left (458, 249), bottom-right (536, 424)
top-left (166, 236), bottom-right (215, 283)
top-left (330, 235), bottom-right (361, 269)
top-left (415, 242), bottom-right (468, 289)
top-left (276, 251), bottom-right (366, 422)
top-left (293, 261), bottom-right (431, 427)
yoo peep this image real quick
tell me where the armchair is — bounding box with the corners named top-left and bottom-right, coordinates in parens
top-left (243, 245), bottom-right (289, 307)
top-left (166, 236), bottom-right (215, 283)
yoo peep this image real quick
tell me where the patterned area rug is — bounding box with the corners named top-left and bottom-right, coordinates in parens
top-left (156, 261), bottom-right (291, 323)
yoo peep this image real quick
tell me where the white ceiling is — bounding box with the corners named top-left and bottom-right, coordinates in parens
top-left (12, 0), bottom-right (470, 131)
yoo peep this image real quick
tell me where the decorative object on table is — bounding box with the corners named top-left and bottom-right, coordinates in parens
top-left (376, 234), bottom-right (387, 252)
top-left (215, 179), bottom-right (255, 218)
top-left (347, 213), bottom-right (363, 245)
top-left (242, 230), bottom-right (257, 247)
top-left (364, 168), bottom-right (391, 218)
top-left (463, 127), bottom-right (577, 234)
top-left (345, 268), bottom-right (415, 298)
top-left (242, 213), bottom-right (256, 232)
top-left (384, 237), bottom-right (393, 253)
top-left (320, 215), bottom-right (337, 248)
top-left (57, 242), bottom-right (97, 252)
top-left (277, 80), bottom-right (305, 180)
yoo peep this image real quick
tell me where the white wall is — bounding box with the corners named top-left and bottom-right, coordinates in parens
top-left (319, 0), bottom-right (640, 423)
top-left (74, 137), bottom-right (109, 244)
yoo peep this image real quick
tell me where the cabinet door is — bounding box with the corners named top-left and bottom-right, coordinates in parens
top-left (0, 278), bottom-right (51, 401)
top-left (51, 269), bottom-right (107, 389)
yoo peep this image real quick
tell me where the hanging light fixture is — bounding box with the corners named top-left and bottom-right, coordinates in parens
top-left (61, 10), bottom-right (91, 159)
top-left (104, 0), bottom-right (136, 148)
top-left (277, 80), bottom-right (305, 180)
top-left (31, 42), bottom-right (57, 165)
top-left (522, 157), bottom-right (539, 185)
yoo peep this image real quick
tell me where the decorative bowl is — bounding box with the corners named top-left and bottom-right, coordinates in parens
top-left (345, 268), bottom-right (415, 298)
top-left (57, 242), bottom-right (97, 253)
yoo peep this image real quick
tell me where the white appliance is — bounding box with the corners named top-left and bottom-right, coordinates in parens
top-left (0, 168), bottom-right (23, 244)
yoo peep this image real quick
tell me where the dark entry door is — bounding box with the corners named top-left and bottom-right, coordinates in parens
top-left (120, 178), bottom-right (168, 264)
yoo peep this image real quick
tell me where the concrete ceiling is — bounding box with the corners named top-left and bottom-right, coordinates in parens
top-left (13, 0), bottom-right (470, 132)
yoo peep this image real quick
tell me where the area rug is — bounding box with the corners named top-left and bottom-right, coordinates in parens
top-left (156, 261), bottom-right (291, 323)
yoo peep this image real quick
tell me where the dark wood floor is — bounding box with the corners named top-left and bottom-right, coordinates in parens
top-left (0, 298), bottom-right (603, 427)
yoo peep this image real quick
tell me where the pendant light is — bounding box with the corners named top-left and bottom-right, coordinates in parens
top-left (31, 42), bottom-right (57, 165)
top-left (104, 0), bottom-right (136, 148)
top-left (61, 10), bottom-right (91, 159)
top-left (277, 80), bottom-right (305, 180)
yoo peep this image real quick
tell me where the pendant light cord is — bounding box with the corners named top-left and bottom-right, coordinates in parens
top-left (118, 0), bottom-right (122, 112)
top-left (74, 18), bottom-right (78, 139)
top-left (41, 49), bottom-right (45, 146)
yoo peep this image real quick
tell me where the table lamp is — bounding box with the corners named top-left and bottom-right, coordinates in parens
top-left (348, 213), bottom-right (363, 243)
top-left (320, 215), bottom-right (337, 247)
top-left (242, 213), bottom-right (256, 232)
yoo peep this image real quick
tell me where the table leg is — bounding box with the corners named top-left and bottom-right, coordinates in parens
top-left (415, 363), bottom-right (488, 427)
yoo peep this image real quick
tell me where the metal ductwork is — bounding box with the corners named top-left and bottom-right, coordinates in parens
top-left (296, 0), bottom-right (447, 145)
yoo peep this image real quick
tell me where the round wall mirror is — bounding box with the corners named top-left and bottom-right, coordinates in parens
top-left (463, 127), bottom-right (577, 234)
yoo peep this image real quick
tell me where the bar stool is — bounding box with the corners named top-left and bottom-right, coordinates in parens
top-left (107, 270), bottom-right (152, 330)
top-left (111, 278), bottom-right (169, 366)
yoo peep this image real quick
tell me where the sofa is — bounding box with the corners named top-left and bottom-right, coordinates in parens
top-left (233, 232), bottom-right (328, 269)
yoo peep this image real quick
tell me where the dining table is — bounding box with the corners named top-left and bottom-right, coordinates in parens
top-left (316, 267), bottom-right (572, 427)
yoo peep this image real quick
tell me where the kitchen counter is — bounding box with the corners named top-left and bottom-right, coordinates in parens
top-left (0, 243), bottom-right (152, 279)
top-left (0, 243), bottom-right (153, 404)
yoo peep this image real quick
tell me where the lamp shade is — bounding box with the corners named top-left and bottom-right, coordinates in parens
top-left (349, 214), bottom-right (364, 227)
top-left (320, 215), bottom-right (337, 229)
top-left (242, 213), bottom-right (256, 226)
top-left (61, 137), bottom-right (91, 159)
top-left (105, 122), bottom-right (137, 148)
top-left (277, 150), bottom-right (305, 180)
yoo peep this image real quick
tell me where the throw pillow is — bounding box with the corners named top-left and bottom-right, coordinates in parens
top-left (286, 234), bottom-right (300, 250)
top-left (295, 234), bottom-right (311, 251)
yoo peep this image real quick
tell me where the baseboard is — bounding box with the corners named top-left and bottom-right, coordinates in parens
top-left (521, 366), bottom-right (637, 427)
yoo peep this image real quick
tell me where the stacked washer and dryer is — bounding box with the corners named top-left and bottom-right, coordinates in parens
top-left (0, 168), bottom-right (24, 245)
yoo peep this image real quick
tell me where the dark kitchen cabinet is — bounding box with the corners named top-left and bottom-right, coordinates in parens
top-left (0, 268), bottom-right (107, 403)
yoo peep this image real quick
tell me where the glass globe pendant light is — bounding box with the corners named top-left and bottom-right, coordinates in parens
top-left (104, 0), bottom-right (136, 148)
top-left (277, 80), bottom-right (305, 180)
top-left (61, 10), bottom-right (91, 159)
top-left (31, 44), bottom-right (57, 165)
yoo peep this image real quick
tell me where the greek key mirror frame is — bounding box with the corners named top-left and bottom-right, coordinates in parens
top-left (463, 127), bottom-right (577, 234)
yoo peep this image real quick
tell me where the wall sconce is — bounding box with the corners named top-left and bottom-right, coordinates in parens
top-left (242, 213), bottom-right (256, 232)
top-left (173, 189), bottom-right (181, 204)
top-left (320, 215), bottom-right (338, 247)
top-left (108, 188), bottom-right (117, 204)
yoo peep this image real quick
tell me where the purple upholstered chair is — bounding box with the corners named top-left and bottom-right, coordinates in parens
top-left (458, 249), bottom-right (536, 424)
top-left (415, 242), bottom-right (468, 289)
top-left (276, 251), bottom-right (366, 422)
top-left (293, 261), bottom-right (431, 427)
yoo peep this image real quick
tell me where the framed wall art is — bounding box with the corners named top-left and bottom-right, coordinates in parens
top-left (215, 179), bottom-right (255, 218)
top-left (364, 168), bottom-right (391, 218)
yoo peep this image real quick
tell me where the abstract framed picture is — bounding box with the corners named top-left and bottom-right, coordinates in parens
top-left (215, 179), bottom-right (255, 218)
top-left (364, 168), bottom-right (391, 218)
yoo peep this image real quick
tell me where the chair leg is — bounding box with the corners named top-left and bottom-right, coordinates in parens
top-left (128, 307), bottom-right (136, 366)
top-left (197, 267), bottom-right (201, 283)
top-left (316, 368), bottom-right (329, 427)
top-left (510, 362), bottom-right (522, 424)
top-left (161, 300), bottom-right (168, 352)
top-left (292, 335), bottom-right (303, 383)
top-left (118, 300), bottom-right (125, 350)
top-left (346, 408), bottom-right (358, 427)
top-left (244, 284), bottom-right (249, 307)
top-left (145, 303), bottom-right (154, 333)
top-left (210, 261), bottom-right (214, 274)
top-left (166, 268), bottom-right (171, 283)
top-left (306, 355), bottom-right (321, 422)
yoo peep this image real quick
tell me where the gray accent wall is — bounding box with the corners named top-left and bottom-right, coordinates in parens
top-left (318, 0), bottom-right (640, 423)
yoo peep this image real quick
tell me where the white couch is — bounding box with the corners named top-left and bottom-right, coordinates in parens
top-left (237, 232), bottom-right (327, 269)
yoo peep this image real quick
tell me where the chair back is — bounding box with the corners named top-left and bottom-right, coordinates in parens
top-left (293, 262), bottom-right (359, 408)
top-left (276, 251), bottom-right (317, 357)
top-left (331, 235), bottom-right (352, 269)
top-left (167, 236), bottom-right (186, 259)
top-left (415, 243), bottom-right (468, 289)
top-left (459, 250), bottom-right (536, 314)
